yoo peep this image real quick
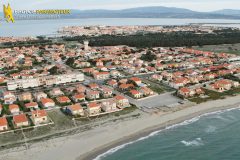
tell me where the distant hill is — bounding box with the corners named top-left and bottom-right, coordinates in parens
top-left (68, 7), bottom-right (240, 19)
top-left (64, 6), bottom-right (240, 19)
top-left (212, 9), bottom-right (240, 16)
top-left (1, 6), bottom-right (240, 20)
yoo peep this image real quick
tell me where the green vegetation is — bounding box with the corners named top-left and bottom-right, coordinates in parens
top-left (189, 87), bottom-right (240, 104)
top-left (48, 66), bottom-right (59, 75)
top-left (140, 51), bottom-right (156, 62)
top-left (63, 29), bottom-right (240, 48)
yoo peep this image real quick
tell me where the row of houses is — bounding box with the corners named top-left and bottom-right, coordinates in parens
top-left (0, 109), bottom-right (48, 131)
top-left (107, 77), bottom-right (155, 99)
top-left (65, 95), bottom-right (130, 117)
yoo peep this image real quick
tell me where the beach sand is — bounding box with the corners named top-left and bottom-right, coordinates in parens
top-left (1, 95), bottom-right (240, 160)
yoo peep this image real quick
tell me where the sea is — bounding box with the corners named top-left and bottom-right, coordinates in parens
top-left (95, 108), bottom-right (240, 160)
top-left (1, 18), bottom-right (240, 37)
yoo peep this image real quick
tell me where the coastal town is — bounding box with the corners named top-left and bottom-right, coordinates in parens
top-left (59, 25), bottom-right (229, 36)
top-left (0, 23), bottom-right (240, 160)
top-left (0, 33), bottom-right (240, 136)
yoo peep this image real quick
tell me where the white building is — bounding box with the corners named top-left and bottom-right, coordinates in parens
top-left (7, 73), bottom-right (84, 90)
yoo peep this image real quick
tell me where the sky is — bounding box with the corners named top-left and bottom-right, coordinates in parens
top-left (1, 0), bottom-right (240, 11)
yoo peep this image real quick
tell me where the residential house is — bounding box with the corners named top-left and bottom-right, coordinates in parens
top-left (119, 83), bottom-right (134, 91)
top-left (72, 93), bottom-right (85, 102)
top-left (93, 72), bottom-right (110, 80)
top-left (178, 87), bottom-right (195, 97)
top-left (151, 74), bottom-right (163, 81)
top-left (34, 92), bottom-right (48, 102)
top-left (87, 102), bottom-right (101, 116)
top-left (18, 92), bottom-right (32, 102)
top-left (129, 90), bottom-right (142, 99)
top-left (139, 87), bottom-right (154, 96)
top-left (25, 102), bottom-right (38, 110)
top-left (86, 90), bottom-right (100, 100)
top-left (50, 88), bottom-right (64, 97)
top-left (0, 117), bottom-right (8, 131)
top-left (9, 104), bottom-right (20, 115)
top-left (56, 96), bottom-right (71, 104)
top-left (107, 79), bottom-right (118, 88)
top-left (114, 95), bottom-right (130, 108)
top-left (41, 98), bottom-right (55, 108)
top-left (76, 84), bottom-right (86, 93)
top-left (88, 83), bottom-right (99, 90)
top-left (101, 99), bottom-right (117, 112)
top-left (99, 86), bottom-right (113, 98)
top-left (31, 110), bottom-right (48, 125)
top-left (3, 91), bottom-right (16, 104)
top-left (66, 103), bottom-right (84, 116)
top-left (13, 114), bottom-right (29, 128)
top-left (210, 79), bottom-right (239, 92)
top-left (129, 77), bottom-right (142, 86)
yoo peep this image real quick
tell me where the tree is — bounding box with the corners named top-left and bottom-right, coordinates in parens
top-left (66, 57), bottom-right (75, 66)
top-left (48, 66), bottom-right (58, 75)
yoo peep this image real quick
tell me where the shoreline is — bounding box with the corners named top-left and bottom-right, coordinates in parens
top-left (80, 103), bottom-right (240, 160)
top-left (1, 95), bottom-right (240, 160)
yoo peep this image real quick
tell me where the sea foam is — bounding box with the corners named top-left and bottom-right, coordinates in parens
top-left (181, 138), bottom-right (204, 147)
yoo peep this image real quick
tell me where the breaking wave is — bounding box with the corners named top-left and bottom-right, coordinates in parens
top-left (181, 138), bottom-right (204, 147)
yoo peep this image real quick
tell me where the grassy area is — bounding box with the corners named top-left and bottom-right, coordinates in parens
top-left (188, 89), bottom-right (224, 104)
top-left (188, 87), bottom-right (240, 104)
top-left (193, 43), bottom-right (240, 55)
top-left (144, 78), bottom-right (175, 93)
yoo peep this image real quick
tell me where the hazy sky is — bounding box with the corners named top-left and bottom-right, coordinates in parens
top-left (1, 0), bottom-right (240, 11)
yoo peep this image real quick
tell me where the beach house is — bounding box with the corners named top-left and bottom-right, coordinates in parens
top-left (86, 102), bottom-right (101, 116)
top-left (114, 95), bottom-right (130, 108)
top-left (9, 104), bottom-right (20, 115)
top-left (0, 117), bottom-right (8, 131)
top-left (66, 103), bottom-right (84, 116)
top-left (41, 98), bottom-right (55, 108)
top-left (101, 99), bottom-right (117, 112)
top-left (31, 110), bottom-right (48, 125)
top-left (13, 114), bottom-right (29, 128)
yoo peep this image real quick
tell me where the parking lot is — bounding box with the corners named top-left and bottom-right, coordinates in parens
top-left (134, 92), bottom-right (182, 108)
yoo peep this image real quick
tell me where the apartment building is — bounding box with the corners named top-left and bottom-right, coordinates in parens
top-left (7, 73), bottom-right (84, 90)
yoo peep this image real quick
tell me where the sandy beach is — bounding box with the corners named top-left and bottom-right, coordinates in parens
top-left (1, 95), bottom-right (240, 160)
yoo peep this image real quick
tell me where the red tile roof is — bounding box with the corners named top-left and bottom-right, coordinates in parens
top-left (9, 104), bottom-right (19, 111)
top-left (13, 114), bottom-right (28, 123)
top-left (0, 117), bottom-right (7, 126)
top-left (25, 102), bottom-right (38, 108)
top-left (32, 110), bottom-right (47, 117)
top-left (68, 103), bottom-right (83, 111)
top-left (57, 96), bottom-right (71, 103)
top-left (41, 98), bottom-right (54, 105)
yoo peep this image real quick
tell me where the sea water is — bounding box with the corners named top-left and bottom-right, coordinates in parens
top-left (97, 108), bottom-right (240, 160)
top-left (1, 18), bottom-right (240, 37)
